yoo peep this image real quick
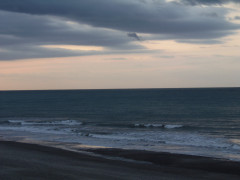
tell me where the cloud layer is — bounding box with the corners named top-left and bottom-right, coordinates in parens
top-left (180, 0), bottom-right (240, 5)
top-left (0, 0), bottom-right (239, 60)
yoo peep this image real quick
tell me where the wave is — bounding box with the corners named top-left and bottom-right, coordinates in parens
top-left (2, 119), bottom-right (240, 162)
top-left (164, 125), bottom-right (183, 129)
top-left (89, 131), bottom-right (236, 150)
top-left (0, 125), bottom-right (69, 135)
top-left (95, 123), bottom-right (184, 129)
top-left (0, 119), bottom-right (83, 135)
top-left (0, 120), bottom-right (22, 125)
top-left (7, 119), bottom-right (83, 126)
top-left (0, 120), bottom-right (11, 125)
top-left (133, 123), bottom-right (183, 129)
top-left (232, 144), bottom-right (240, 150)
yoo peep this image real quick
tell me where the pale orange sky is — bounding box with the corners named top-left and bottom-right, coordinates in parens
top-left (1, 35), bottom-right (240, 90)
top-left (0, 1), bottom-right (240, 90)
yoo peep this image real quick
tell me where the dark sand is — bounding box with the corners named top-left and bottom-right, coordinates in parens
top-left (1, 141), bottom-right (240, 180)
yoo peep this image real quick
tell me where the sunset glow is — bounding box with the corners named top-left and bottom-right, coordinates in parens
top-left (0, 0), bottom-right (240, 90)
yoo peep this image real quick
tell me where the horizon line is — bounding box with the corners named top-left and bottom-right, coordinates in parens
top-left (1, 86), bottom-right (240, 92)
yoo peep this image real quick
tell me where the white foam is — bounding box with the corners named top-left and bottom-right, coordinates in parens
top-left (46, 120), bottom-right (82, 126)
top-left (165, 125), bottom-right (183, 129)
top-left (0, 125), bottom-right (71, 135)
top-left (88, 130), bottom-right (234, 150)
top-left (91, 134), bottom-right (139, 141)
top-left (6, 120), bottom-right (23, 125)
top-left (232, 144), bottom-right (240, 150)
top-left (145, 124), bottom-right (164, 128)
top-left (8, 119), bottom-right (82, 126)
top-left (134, 123), bottom-right (164, 128)
top-left (2, 119), bottom-right (240, 162)
top-left (162, 133), bottom-right (230, 148)
top-left (134, 123), bottom-right (183, 129)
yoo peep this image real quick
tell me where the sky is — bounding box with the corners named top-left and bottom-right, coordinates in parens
top-left (0, 0), bottom-right (240, 90)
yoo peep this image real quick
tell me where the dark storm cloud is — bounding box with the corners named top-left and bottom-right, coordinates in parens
top-left (0, 0), bottom-right (239, 60)
top-left (0, 0), bottom-right (238, 35)
top-left (127, 33), bottom-right (141, 41)
top-left (180, 0), bottom-right (240, 5)
top-left (0, 11), bottom-right (136, 47)
top-left (0, 10), bottom-right (143, 60)
top-left (235, 16), bottom-right (240, 20)
top-left (0, 46), bottom-right (92, 61)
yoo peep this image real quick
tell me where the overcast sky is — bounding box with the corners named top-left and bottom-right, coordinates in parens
top-left (0, 0), bottom-right (240, 90)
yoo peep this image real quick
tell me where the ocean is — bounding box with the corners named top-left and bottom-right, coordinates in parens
top-left (0, 88), bottom-right (240, 161)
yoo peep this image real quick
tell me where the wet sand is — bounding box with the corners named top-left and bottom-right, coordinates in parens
top-left (1, 140), bottom-right (240, 180)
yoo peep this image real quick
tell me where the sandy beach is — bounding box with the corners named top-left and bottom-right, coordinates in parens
top-left (1, 141), bottom-right (240, 180)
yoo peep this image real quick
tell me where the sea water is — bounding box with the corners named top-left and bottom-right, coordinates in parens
top-left (0, 88), bottom-right (240, 161)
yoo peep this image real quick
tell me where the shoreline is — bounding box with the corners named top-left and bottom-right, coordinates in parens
top-left (86, 148), bottom-right (240, 175)
top-left (1, 140), bottom-right (240, 179)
